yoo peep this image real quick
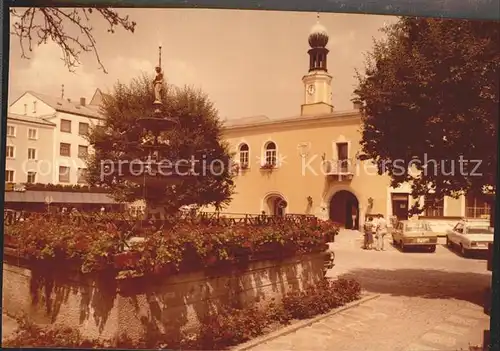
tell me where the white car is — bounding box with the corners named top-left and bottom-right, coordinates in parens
top-left (446, 219), bottom-right (494, 257)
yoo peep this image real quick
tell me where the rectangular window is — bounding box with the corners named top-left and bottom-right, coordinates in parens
top-left (424, 194), bottom-right (444, 217)
top-left (28, 128), bottom-right (38, 140)
top-left (28, 148), bottom-right (36, 160)
top-left (33, 101), bottom-right (37, 114)
top-left (78, 145), bottom-right (89, 159)
top-left (60, 143), bottom-right (71, 157)
top-left (5, 170), bottom-right (14, 183)
top-left (7, 125), bottom-right (15, 137)
top-left (78, 122), bottom-right (90, 136)
top-left (27, 171), bottom-right (36, 184)
top-left (77, 168), bottom-right (88, 184)
top-left (466, 194), bottom-right (491, 218)
top-left (59, 166), bottom-right (70, 183)
top-left (60, 119), bottom-right (71, 133)
top-left (6, 146), bottom-right (15, 158)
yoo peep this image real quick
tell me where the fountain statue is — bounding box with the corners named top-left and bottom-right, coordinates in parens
top-left (110, 46), bottom-right (193, 221)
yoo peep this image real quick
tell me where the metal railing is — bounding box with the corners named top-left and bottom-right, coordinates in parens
top-left (323, 158), bottom-right (356, 175)
top-left (3, 209), bottom-right (318, 228)
top-left (466, 207), bottom-right (491, 219)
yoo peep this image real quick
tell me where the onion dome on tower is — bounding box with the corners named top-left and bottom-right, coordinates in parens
top-left (308, 19), bottom-right (329, 48)
top-left (307, 14), bottom-right (329, 72)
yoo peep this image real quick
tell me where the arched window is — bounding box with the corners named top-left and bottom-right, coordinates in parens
top-left (239, 143), bottom-right (249, 167)
top-left (264, 142), bottom-right (277, 166)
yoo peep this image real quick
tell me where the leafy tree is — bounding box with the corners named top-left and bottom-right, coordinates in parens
top-left (354, 17), bottom-right (499, 222)
top-left (10, 7), bottom-right (136, 72)
top-left (85, 75), bottom-right (235, 213)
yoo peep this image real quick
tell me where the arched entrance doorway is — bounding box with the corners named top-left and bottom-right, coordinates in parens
top-left (264, 194), bottom-right (287, 217)
top-left (329, 190), bottom-right (359, 229)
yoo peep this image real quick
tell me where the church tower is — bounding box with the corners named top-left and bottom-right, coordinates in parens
top-left (301, 14), bottom-right (334, 116)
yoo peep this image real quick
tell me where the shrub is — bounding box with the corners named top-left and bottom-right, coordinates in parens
top-left (282, 278), bottom-right (361, 320)
top-left (198, 306), bottom-right (270, 349)
top-left (3, 278), bottom-right (361, 349)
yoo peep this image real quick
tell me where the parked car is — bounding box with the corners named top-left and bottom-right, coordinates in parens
top-left (427, 220), bottom-right (455, 238)
top-left (446, 218), bottom-right (494, 257)
top-left (392, 220), bottom-right (437, 252)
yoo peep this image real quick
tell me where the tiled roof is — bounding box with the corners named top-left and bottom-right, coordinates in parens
top-left (222, 115), bottom-right (271, 128)
top-left (222, 109), bottom-right (360, 129)
top-left (27, 91), bottom-right (104, 119)
top-left (7, 113), bottom-right (56, 126)
top-left (89, 88), bottom-right (111, 107)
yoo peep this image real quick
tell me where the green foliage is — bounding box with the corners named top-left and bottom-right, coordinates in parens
top-left (354, 17), bottom-right (499, 214)
top-left (282, 278), bottom-right (361, 319)
top-left (4, 215), bottom-right (337, 275)
top-left (3, 278), bottom-right (361, 349)
top-left (85, 74), bottom-right (235, 212)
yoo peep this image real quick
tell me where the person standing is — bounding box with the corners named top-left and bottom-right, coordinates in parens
top-left (376, 214), bottom-right (388, 251)
top-left (363, 216), bottom-right (375, 250)
top-left (351, 206), bottom-right (358, 230)
top-left (372, 215), bottom-right (380, 250)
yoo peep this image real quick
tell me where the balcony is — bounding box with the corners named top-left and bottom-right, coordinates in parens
top-left (323, 158), bottom-right (356, 179)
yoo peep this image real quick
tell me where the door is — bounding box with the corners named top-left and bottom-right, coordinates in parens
top-left (337, 143), bottom-right (349, 172)
top-left (451, 222), bottom-right (464, 245)
top-left (392, 193), bottom-right (409, 220)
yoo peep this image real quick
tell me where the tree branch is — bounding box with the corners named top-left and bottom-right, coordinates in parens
top-left (10, 7), bottom-right (136, 73)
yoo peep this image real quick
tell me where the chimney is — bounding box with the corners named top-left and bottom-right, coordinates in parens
top-left (353, 101), bottom-right (362, 110)
top-left (80, 97), bottom-right (86, 106)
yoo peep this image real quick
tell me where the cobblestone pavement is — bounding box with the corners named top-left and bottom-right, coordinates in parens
top-left (249, 229), bottom-right (491, 351)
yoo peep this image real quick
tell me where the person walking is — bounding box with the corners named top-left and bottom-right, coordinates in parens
top-left (376, 214), bottom-right (388, 251)
top-left (363, 216), bottom-right (375, 250)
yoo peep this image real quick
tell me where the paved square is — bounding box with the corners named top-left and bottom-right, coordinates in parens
top-left (247, 230), bottom-right (491, 351)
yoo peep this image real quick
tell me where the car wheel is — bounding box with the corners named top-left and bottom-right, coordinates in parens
top-left (428, 245), bottom-right (436, 253)
top-left (460, 244), bottom-right (469, 258)
top-left (446, 236), bottom-right (452, 247)
top-left (392, 237), bottom-right (398, 247)
top-left (400, 242), bottom-right (406, 252)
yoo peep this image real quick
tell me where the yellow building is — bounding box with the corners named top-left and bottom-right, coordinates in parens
top-left (218, 19), bottom-right (489, 228)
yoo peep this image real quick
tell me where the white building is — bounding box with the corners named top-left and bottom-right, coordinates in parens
top-left (5, 113), bottom-right (56, 184)
top-left (8, 89), bottom-right (106, 185)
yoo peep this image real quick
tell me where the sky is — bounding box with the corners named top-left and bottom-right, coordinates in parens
top-left (8, 8), bottom-right (396, 120)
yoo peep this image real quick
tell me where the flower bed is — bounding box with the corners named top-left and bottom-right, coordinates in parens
top-left (4, 215), bottom-right (338, 276)
top-left (3, 278), bottom-right (361, 349)
top-left (3, 215), bottom-right (339, 343)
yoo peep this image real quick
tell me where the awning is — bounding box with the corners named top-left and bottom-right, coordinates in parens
top-left (4, 191), bottom-right (118, 204)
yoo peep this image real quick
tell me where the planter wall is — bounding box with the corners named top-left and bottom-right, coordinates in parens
top-left (3, 250), bottom-right (328, 342)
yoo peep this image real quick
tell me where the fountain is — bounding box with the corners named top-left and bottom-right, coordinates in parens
top-left (107, 46), bottom-right (194, 220)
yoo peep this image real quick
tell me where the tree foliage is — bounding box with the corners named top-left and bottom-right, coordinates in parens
top-left (354, 17), bottom-right (499, 213)
top-left (10, 7), bottom-right (136, 73)
top-left (85, 75), bottom-right (235, 212)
